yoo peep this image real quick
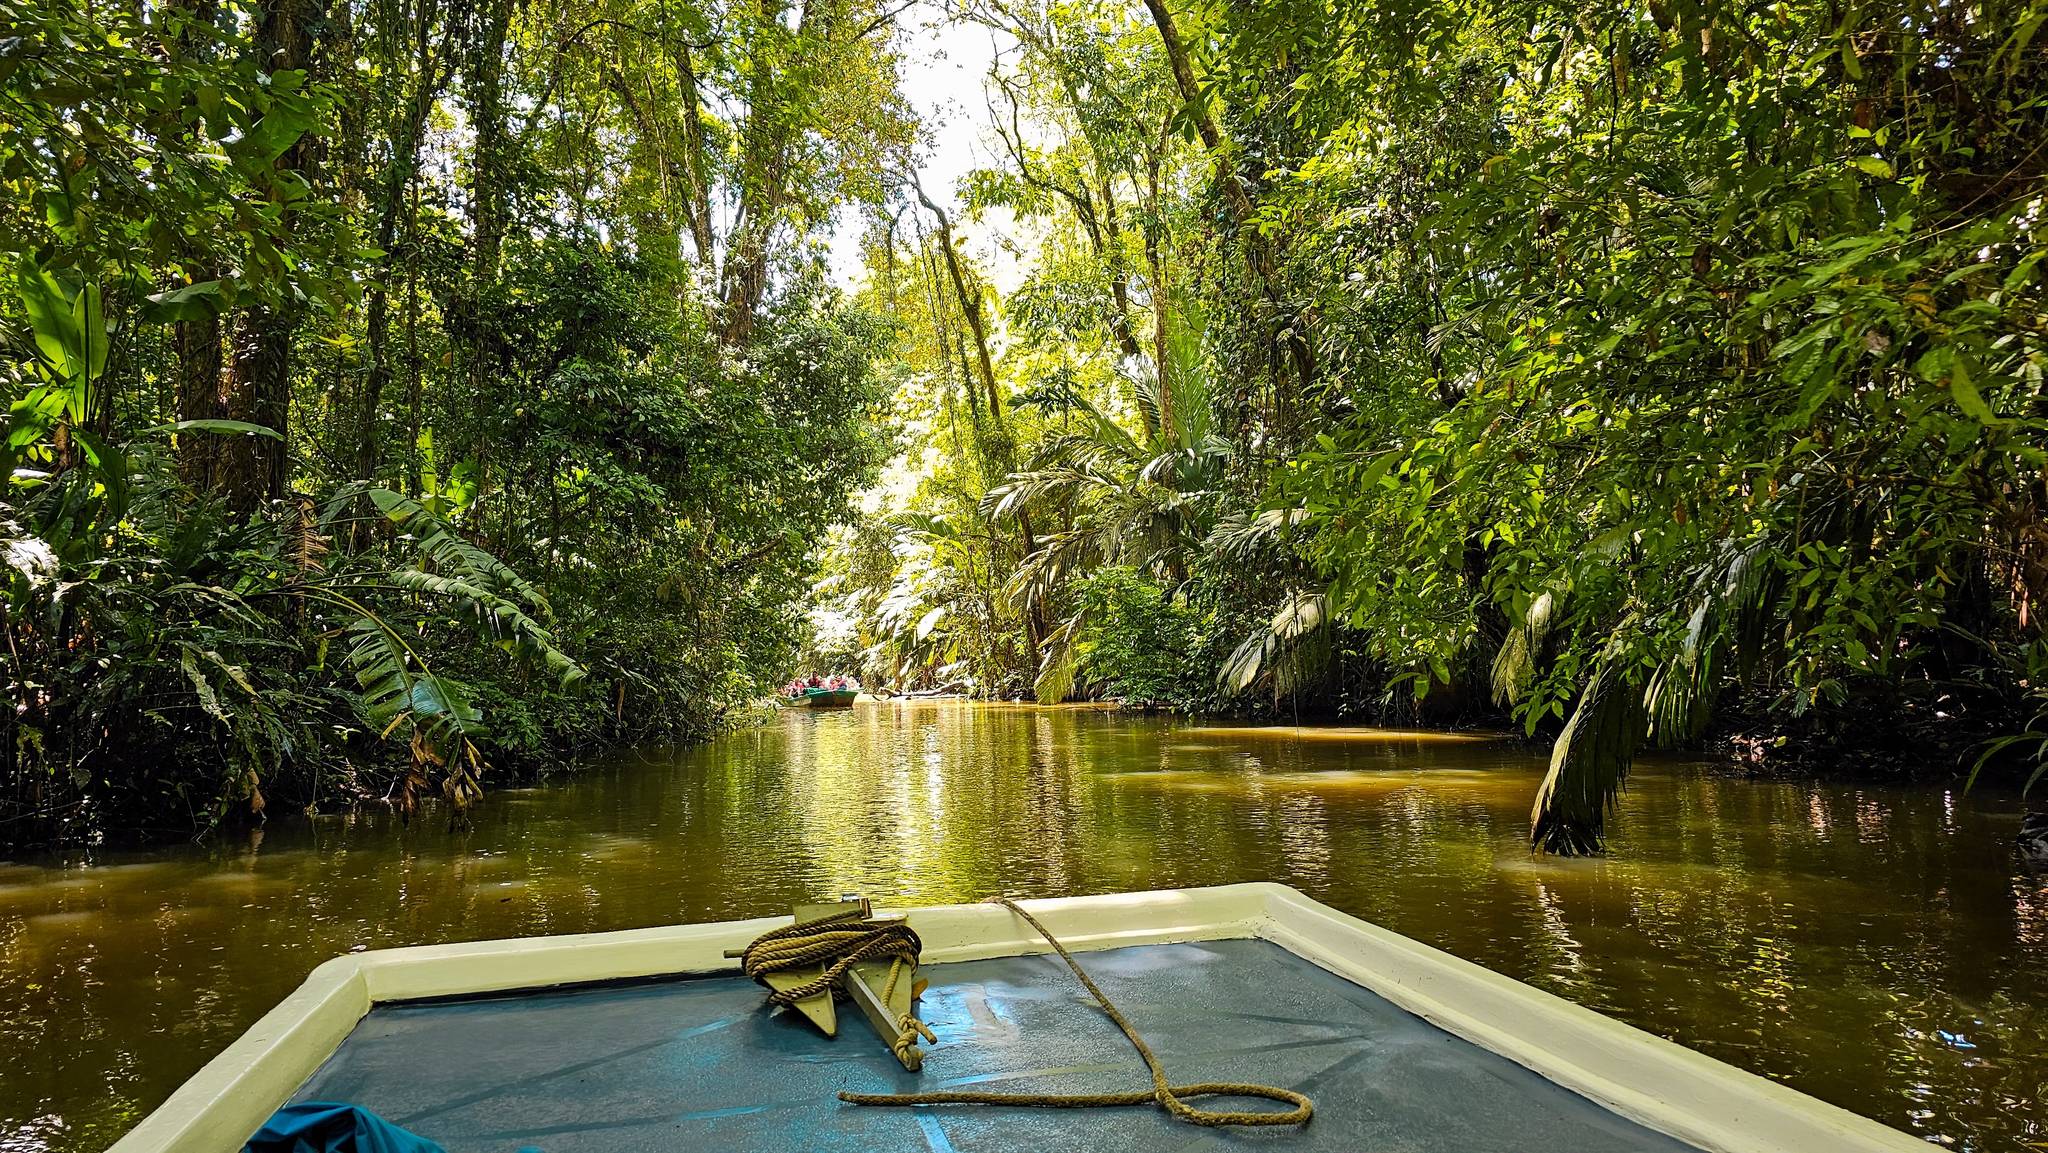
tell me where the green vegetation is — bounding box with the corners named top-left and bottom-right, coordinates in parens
top-left (1, 0), bottom-right (898, 849)
top-left (816, 0), bottom-right (2048, 852)
top-left (8, 0), bottom-right (2047, 854)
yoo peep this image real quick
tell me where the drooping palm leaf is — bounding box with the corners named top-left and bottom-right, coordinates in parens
top-left (1033, 610), bottom-right (1087, 704)
top-left (1206, 507), bottom-right (1307, 562)
top-left (365, 488), bottom-right (583, 687)
top-left (369, 488), bottom-right (553, 619)
top-left (1644, 541), bottom-right (1777, 747)
top-left (1530, 659), bottom-right (1643, 856)
top-left (382, 568), bottom-right (582, 685)
top-left (1219, 590), bottom-right (1328, 699)
top-left (1491, 588), bottom-right (1558, 707)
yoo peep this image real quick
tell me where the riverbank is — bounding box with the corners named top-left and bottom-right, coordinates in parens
top-left (3, 701), bottom-right (2041, 1151)
top-left (12, 676), bottom-right (2021, 862)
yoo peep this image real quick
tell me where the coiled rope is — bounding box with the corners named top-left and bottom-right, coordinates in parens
top-left (838, 896), bottom-right (1314, 1129)
top-left (737, 908), bottom-right (936, 1064)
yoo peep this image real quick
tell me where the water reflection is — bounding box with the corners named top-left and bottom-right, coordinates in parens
top-left (1, 700), bottom-right (2044, 1151)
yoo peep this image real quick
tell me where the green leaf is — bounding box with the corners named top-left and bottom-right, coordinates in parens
top-left (141, 419), bottom-right (285, 440)
top-left (143, 279), bottom-right (226, 323)
top-left (1946, 357), bottom-right (1996, 425)
top-left (1361, 449), bottom-right (1401, 490)
top-left (180, 647), bottom-right (227, 721)
top-left (14, 257), bottom-right (106, 408)
top-left (72, 428), bottom-right (129, 516)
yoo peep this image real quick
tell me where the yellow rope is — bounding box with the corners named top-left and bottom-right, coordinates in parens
top-left (737, 907), bottom-right (939, 1071)
top-left (839, 896), bottom-right (1314, 1129)
top-left (882, 956), bottom-right (936, 1065)
top-left (736, 908), bottom-right (928, 1006)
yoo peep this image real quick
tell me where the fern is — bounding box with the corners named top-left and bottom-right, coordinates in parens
top-left (369, 488), bottom-right (552, 619)
top-left (366, 489), bottom-right (584, 687)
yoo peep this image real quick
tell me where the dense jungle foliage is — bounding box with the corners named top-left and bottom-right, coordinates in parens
top-left (809, 0), bottom-right (2048, 851)
top-left (1, 0), bottom-right (900, 850)
top-left (7, 0), bottom-right (2048, 854)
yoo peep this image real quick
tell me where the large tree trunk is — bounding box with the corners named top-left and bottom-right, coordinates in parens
top-left (448, 0), bottom-right (516, 502)
top-left (222, 0), bottom-right (322, 513)
top-left (222, 307), bottom-right (291, 512)
top-left (162, 0), bottom-right (229, 493)
top-left (914, 181), bottom-right (1047, 656)
top-left (717, 174), bottom-right (786, 345)
top-left (175, 291), bottom-right (225, 492)
top-left (914, 181), bottom-right (1007, 455)
top-left (1143, 131), bottom-right (1174, 444)
top-left (988, 70), bottom-right (1145, 367)
top-left (1140, 0), bottom-right (1252, 222)
top-left (672, 40), bottom-right (717, 272)
top-left (716, 0), bottom-right (804, 346)
top-left (468, 0), bottom-right (515, 284)
top-left (1141, 0), bottom-right (1314, 444)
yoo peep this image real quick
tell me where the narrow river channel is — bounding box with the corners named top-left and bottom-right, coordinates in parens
top-left (2, 701), bottom-right (2042, 1151)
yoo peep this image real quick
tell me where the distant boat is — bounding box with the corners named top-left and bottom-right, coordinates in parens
top-left (112, 884), bottom-right (1927, 1153)
top-left (786, 686), bottom-right (858, 708)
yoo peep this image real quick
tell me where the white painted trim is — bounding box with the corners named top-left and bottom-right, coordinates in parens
top-left (107, 957), bottom-right (370, 1153)
top-left (1244, 883), bottom-right (1923, 1153)
top-left (108, 884), bottom-right (1920, 1153)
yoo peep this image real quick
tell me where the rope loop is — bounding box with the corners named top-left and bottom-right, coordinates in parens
top-left (738, 910), bottom-right (927, 1007)
top-left (893, 1012), bottom-right (938, 1064)
top-left (839, 896), bottom-right (1314, 1129)
top-left (738, 907), bottom-right (937, 1067)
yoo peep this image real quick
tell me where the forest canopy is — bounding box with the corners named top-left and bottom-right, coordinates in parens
top-left (4, 0), bottom-right (2046, 854)
top-left (0, 0), bottom-right (903, 847)
top-left (813, 0), bottom-right (2048, 854)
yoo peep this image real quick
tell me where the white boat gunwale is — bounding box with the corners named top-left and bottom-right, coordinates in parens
top-left (108, 882), bottom-right (1920, 1153)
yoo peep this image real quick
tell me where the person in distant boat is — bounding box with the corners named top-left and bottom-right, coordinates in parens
top-left (808, 674), bottom-right (824, 688)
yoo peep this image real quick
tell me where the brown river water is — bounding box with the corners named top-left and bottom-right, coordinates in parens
top-left (2, 700), bottom-right (2044, 1151)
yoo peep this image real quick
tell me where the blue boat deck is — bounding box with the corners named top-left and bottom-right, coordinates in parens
top-left (291, 938), bottom-right (1699, 1152)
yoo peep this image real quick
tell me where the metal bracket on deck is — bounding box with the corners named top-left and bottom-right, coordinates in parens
top-left (846, 952), bottom-right (926, 1071)
top-left (766, 896), bottom-right (927, 1071)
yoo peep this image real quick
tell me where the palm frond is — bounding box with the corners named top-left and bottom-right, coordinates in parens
top-left (1219, 628), bottom-right (1269, 696)
top-left (370, 488), bottom-right (549, 616)
top-left (1530, 660), bottom-right (1643, 855)
top-left (368, 489), bottom-right (583, 687)
top-left (1206, 507), bottom-right (1307, 561)
top-left (337, 611), bottom-right (480, 761)
top-left (1033, 610), bottom-right (1087, 704)
top-left (1643, 600), bottom-right (1716, 746)
top-left (1644, 541), bottom-right (1777, 746)
top-left (383, 569), bottom-right (582, 685)
top-left (1491, 589), bottom-right (1557, 707)
top-left (1004, 529), bottom-right (1098, 616)
top-left (287, 495), bottom-right (328, 578)
top-left (1218, 590), bottom-right (1328, 698)
top-left (1161, 291), bottom-right (1214, 451)
top-left (983, 467), bottom-right (1097, 521)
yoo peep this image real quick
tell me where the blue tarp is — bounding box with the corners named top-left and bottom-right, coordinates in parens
top-left (243, 1102), bottom-right (446, 1153)
top-left (286, 940), bottom-right (1703, 1152)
